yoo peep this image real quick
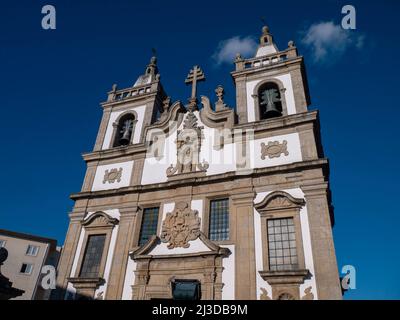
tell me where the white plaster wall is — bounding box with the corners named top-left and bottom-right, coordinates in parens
top-left (250, 133), bottom-right (302, 169)
top-left (92, 160), bottom-right (134, 191)
top-left (246, 73), bottom-right (297, 122)
top-left (221, 244), bottom-right (235, 300)
top-left (102, 104), bottom-right (146, 149)
top-left (253, 188), bottom-right (318, 300)
top-left (149, 238), bottom-right (211, 256)
top-left (141, 111), bottom-right (237, 185)
top-left (121, 256), bottom-right (137, 300)
top-left (141, 129), bottom-right (176, 185)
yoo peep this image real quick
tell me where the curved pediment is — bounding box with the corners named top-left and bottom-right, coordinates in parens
top-left (254, 191), bottom-right (305, 213)
top-left (199, 96), bottom-right (235, 129)
top-left (81, 211), bottom-right (119, 228)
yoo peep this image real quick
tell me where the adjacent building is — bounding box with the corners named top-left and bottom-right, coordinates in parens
top-left (55, 26), bottom-right (342, 300)
top-left (0, 229), bottom-right (60, 300)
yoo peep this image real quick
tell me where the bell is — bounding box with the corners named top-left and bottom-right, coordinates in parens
top-left (264, 101), bottom-right (281, 117)
top-left (119, 120), bottom-right (133, 145)
top-left (260, 87), bottom-right (282, 118)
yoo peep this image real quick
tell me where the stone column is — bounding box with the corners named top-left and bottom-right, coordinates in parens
top-left (231, 192), bottom-right (256, 299)
top-left (302, 183), bottom-right (342, 299)
top-left (55, 211), bottom-right (85, 299)
top-left (105, 207), bottom-right (137, 299)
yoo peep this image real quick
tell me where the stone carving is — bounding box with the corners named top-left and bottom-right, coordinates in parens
top-left (158, 96), bottom-right (171, 123)
top-left (266, 196), bottom-right (293, 209)
top-left (103, 168), bottom-right (122, 184)
top-left (260, 288), bottom-right (271, 300)
top-left (301, 286), bottom-right (314, 300)
top-left (166, 66), bottom-right (209, 177)
top-left (160, 202), bottom-right (201, 249)
top-left (95, 291), bottom-right (104, 300)
top-left (277, 292), bottom-right (295, 300)
top-left (261, 140), bottom-right (289, 159)
top-left (166, 111), bottom-right (209, 176)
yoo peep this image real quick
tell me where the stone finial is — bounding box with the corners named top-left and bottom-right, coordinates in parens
top-left (215, 85), bottom-right (224, 102)
top-left (162, 96), bottom-right (171, 112)
top-left (288, 40), bottom-right (295, 48)
top-left (235, 53), bottom-right (243, 62)
top-left (108, 84), bottom-right (118, 102)
top-left (262, 25), bottom-right (270, 34)
top-left (215, 85), bottom-right (227, 111)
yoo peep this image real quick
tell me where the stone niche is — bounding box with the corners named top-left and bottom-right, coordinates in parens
top-left (130, 234), bottom-right (231, 300)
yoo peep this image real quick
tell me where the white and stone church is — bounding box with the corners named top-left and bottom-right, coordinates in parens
top-left (55, 26), bottom-right (342, 300)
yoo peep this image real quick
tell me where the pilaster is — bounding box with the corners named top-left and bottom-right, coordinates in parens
top-left (302, 183), bottom-right (342, 299)
top-left (231, 192), bottom-right (256, 299)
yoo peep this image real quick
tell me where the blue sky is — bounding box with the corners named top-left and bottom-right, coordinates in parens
top-left (1, 0), bottom-right (399, 299)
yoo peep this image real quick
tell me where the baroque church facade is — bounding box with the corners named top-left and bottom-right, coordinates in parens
top-left (55, 26), bottom-right (342, 300)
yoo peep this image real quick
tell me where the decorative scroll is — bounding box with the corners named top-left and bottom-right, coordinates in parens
top-left (260, 288), bottom-right (271, 300)
top-left (103, 168), bottom-right (122, 184)
top-left (160, 202), bottom-right (201, 249)
top-left (301, 286), bottom-right (314, 300)
top-left (261, 140), bottom-right (289, 159)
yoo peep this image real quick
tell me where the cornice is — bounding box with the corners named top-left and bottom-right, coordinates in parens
top-left (231, 56), bottom-right (304, 78)
top-left (81, 110), bottom-right (319, 163)
top-left (70, 158), bottom-right (329, 201)
top-left (82, 143), bottom-right (147, 162)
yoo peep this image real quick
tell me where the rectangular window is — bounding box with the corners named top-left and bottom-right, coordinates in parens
top-left (20, 263), bottom-right (33, 275)
top-left (79, 234), bottom-right (106, 278)
top-left (26, 245), bottom-right (39, 256)
top-left (138, 207), bottom-right (160, 246)
top-left (0, 239), bottom-right (5, 248)
top-left (209, 198), bottom-right (229, 241)
top-left (267, 218), bottom-right (298, 271)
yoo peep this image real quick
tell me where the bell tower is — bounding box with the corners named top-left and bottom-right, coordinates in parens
top-left (232, 26), bottom-right (311, 124)
top-left (92, 55), bottom-right (167, 152)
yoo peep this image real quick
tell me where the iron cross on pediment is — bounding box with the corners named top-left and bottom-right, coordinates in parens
top-left (185, 65), bottom-right (205, 110)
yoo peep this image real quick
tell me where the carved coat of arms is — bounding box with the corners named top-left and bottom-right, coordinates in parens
top-left (160, 202), bottom-right (201, 249)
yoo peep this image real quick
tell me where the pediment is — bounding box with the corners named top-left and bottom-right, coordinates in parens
top-left (254, 191), bottom-right (305, 213)
top-left (131, 233), bottom-right (231, 259)
top-left (81, 211), bottom-right (119, 228)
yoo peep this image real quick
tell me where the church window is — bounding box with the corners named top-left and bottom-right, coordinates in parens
top-left (79, 234), bottom-right (106, 278)
top-left (258, 82), bottom-right (283, 119)
top-left (138, 207), bottom-right (160, 246)
top-left (267, 218), bottom-right (298, 271)
top-left (209, 198), bottom-right (229, 241)
top-left (113, 113), bottom-right (135, 147)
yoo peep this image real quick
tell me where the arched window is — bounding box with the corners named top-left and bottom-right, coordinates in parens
top-left (258, 82), bottom-right (283, 119)
top-left (113, 113), bottom-right (135, 147)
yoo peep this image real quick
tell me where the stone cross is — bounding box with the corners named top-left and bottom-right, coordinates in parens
top-left (185, 65), bottom-right (205, 100)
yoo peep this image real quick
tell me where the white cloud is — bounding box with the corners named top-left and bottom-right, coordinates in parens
top-left (212, 36), bottom-right (257, 65)
top-left (301, 21), bottom-right (364, 63)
